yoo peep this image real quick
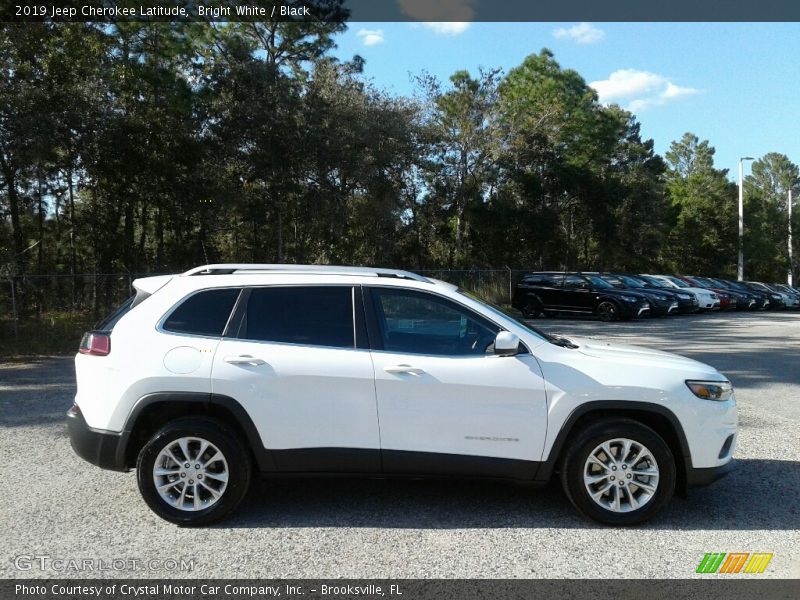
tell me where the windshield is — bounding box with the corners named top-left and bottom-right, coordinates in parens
top-left (458, 289), bottom-right (555, 344)
top-left (588, 275), bottom-right (614, 288)
top-left (666, 276), bottom-right (689, 288)
top-left (618, 275), bottom-right (645, 288)
top-left (640, 275), bottom-right (666, 288)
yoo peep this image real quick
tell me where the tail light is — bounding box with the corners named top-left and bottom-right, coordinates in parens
top-left (79, 331), bottom-right (111, 356)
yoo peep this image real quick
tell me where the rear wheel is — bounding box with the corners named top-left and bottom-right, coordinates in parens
top-left (596, 301), bottom-right (620, 322)
top-left (560, 419), bottom-right (676, 525)
top-left (521, 298), bottom-right (542, 318)
top-left (137, 417), bottom-right (252, 526)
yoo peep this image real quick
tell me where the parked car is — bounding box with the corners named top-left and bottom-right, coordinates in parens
top-left (768, 283), bottom-right (800, 309)
top-left (677, 276), bottom-right (736, 310)
top-left (68, 264), bottom-right (737, 526)
top-left (714, 279), bottom-right (770, 310)
top-left (591, 273), bottom-right (680, 316)
top-left (640, 275), bottom-right (720, 311)
top-left (742, 282), bottom-right (786, 310)
top-left (513, 272), bottom-right (651, 321)
top-left (598, 273), bottom-right (698, 314)
top-left (690, 276), bottom-right (758, 311)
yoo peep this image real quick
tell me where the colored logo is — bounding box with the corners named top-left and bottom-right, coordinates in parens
top-left (697, 552), bottom-right (773, 574)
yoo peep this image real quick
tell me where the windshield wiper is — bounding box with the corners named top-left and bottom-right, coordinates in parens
top-left (549, 335), bottom-right (579, 349)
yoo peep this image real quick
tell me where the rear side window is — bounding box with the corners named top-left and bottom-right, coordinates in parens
top-left (241, 286), bottom-right (354, 348)
top-left (95, 296), bottom-right (135, 331)
top-left (523, 274), bottom-right (556, 286)
top-left (163, 288), bottom-right (240, 336)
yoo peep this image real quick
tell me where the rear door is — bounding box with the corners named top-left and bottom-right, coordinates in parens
top-left (211, 285), bottom-right (380, 473)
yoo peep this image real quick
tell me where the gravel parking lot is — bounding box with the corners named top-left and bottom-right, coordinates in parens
top-left (1, 312), bottom-right (798, 579)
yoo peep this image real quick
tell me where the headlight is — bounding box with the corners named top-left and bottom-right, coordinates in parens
top-left (655, 295), bottom-right (667, 301)
top-left (621, 296), bottom-right (637, 302)
top-left (677, 293), bottom-right (690, 299)
top-left (686, 380), bottom-right (734, 401)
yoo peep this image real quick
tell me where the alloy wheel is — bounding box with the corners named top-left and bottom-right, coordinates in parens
top-left (152, 437), bottom-right (229, 512)
top-left (583, 438), bottom-right (660, 513)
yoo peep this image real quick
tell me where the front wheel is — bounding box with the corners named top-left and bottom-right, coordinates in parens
top-left (137, 417), bottom-right (252, 526)
top-left (596, 301), bottom-right (621, 322)
top-left (560, 419), bottom-right (676, 525)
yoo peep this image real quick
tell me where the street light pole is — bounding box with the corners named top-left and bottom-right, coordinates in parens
top-left (738, 156), bottom-right (754, 281)
top-left (789, 188), bottom-right (794, 286)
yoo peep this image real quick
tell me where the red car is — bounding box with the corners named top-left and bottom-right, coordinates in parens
top-left (677, 276), bottom-right (735, 310)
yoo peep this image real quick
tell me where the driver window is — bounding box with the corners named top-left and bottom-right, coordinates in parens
top-left (370, 288), bottom-right (500, 356)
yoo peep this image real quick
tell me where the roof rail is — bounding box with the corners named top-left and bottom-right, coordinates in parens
top-left (181, 264), bottom-right (432, 283)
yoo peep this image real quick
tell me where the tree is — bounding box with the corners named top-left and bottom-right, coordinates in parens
top-left (664, 133), bottom-right (737, 276)
top-left (744, 153), bottom-right (799, 280)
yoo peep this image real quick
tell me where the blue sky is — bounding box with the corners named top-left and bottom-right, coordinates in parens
top-left (333, 22), bottom-right (800, 180)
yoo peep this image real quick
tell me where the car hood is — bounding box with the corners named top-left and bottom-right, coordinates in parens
top-left (599, 288), bottom-right (650, 299)
top-left (567, 336), bottom-right (720, 376)
top-left (681, 286), bottom-right (716, 297)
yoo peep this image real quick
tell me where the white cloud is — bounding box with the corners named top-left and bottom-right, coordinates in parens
top-left (356, 28), bottom-right (385, 47)
top-left (553, 23), bottom-right (605, 45)
top-left (398, 0), bottom-right (474, 36)
top-left (420, 22), bottom-right (471, 36)
top-left (589, 69), bottom-right (699, 112)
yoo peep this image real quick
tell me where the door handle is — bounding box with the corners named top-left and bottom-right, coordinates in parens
top-left (384, 364), bottom-right (425, 375)
top-left (224, 355), bottom-right (266, 366)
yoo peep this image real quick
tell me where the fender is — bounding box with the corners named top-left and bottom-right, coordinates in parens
top-left (119, 392), bottom-right (275, 471)
top-left (535, 400), bottom-right (692, 485)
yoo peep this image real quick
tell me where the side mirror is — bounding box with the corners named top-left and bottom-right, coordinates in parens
top-left (494, 331), bottom-right (520, 357)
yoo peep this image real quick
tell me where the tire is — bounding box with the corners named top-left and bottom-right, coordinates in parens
top-left (137, 417), bottom-right (252, 526)
top-left (521, 298), bottom-right (542, 318)
top-left (560, 418), bottom-right (676, 526)
top-left (596, 300), bottom-right (621, 322)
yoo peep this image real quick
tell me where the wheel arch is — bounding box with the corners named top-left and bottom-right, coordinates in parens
top-left (119, 392), bottom-right (274, 472)
top-left (537, 401), bottom-right (692, 496)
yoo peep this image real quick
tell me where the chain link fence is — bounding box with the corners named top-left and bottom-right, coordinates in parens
top-left (1, 273), bottom-right (150, 356)
top-left (0, 269), bottom-right (528, 356)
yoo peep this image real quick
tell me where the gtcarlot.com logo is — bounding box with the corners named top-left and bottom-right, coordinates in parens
top-left (13, 555), bottom-right (195, 573)
top-left (697, 552), bottom-right (773, 574)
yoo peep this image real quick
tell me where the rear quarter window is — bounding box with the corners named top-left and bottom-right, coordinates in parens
top-left (162, 288), bottom-right (241, 336)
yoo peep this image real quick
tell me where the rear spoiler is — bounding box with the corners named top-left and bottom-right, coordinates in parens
top-left (132, 275), bottom-right (173, 296)
top-left (131, 275), bottom-right (173, 307)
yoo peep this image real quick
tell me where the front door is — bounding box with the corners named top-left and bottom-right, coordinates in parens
top-left (364, 287), bottom-right (548, 478)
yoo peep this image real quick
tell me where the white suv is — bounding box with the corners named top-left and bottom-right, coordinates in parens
top-left (68, 264), bottom-right (737, 526)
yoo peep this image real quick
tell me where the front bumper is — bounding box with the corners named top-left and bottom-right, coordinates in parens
top-left (67, 404), bottom-right (128, 472)
top-left (677, 298), bottom-right (700, 313)
top-left (647, 299), bottom-right (677, 315)
top-left (686, 460), bottom-right (735, 488)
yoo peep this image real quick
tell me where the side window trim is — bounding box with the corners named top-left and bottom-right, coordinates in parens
top-left (222, 287), bottom-right (251, 338)
top-left (354, 285), bottom-right (371, 350)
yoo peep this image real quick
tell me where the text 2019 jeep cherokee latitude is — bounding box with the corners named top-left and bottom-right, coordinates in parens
top-left (68, 264), bottom-right (737, 526)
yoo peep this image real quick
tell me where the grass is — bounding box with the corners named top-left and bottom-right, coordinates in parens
top-left (0, 311), bottom-right (95, 357)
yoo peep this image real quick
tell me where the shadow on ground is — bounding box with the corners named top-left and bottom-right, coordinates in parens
top-left (224, 457), bottom-right (799, 531)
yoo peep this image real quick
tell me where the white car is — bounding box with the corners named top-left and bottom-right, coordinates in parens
top-left (642, 274), bottom-right (720, 310)
top-left (68, 264), bottom-right (737, 526)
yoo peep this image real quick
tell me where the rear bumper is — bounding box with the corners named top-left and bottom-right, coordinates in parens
top-left (686, 460), bottom-right (735, 488)
top-left (67, 404), bottom-right (128, 472)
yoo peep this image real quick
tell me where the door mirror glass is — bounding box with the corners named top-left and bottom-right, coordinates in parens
top-left (494, 331), bottom-right (520, 356)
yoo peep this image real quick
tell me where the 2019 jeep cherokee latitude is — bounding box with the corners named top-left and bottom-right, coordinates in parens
top-left (68, 264), bottom-right (737, 526)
